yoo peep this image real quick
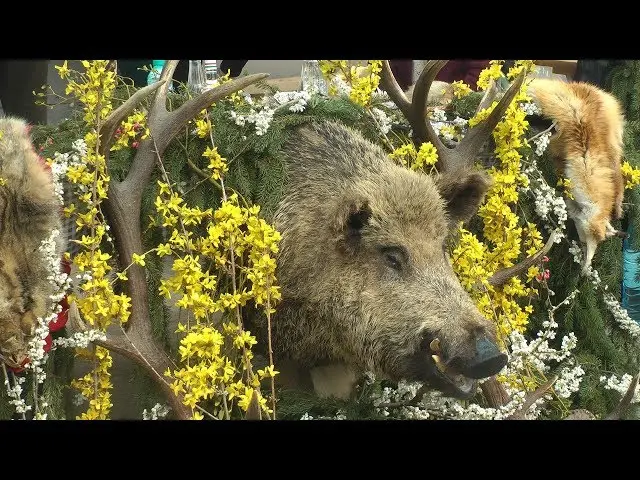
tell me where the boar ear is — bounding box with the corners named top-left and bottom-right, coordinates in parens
top-left (435, 168), bottom-right (492, 225)
top-left (332, 194), bottom-right (372, 253)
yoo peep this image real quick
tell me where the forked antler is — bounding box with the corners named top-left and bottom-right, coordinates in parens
top-left (488, 229), bottom-right (559, 288)
top-left (79, 61), bottom-right (270, 419)
top-left (482, 369), bottom-right (640, 420)
top-left (380, 60), bottom-right (526, 172)
top-left (383, 61), bottom-right (557, 289)
top-left (505, 375), bottom-right (558, 420)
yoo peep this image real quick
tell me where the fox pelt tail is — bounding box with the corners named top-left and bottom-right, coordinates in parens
top-left (527, 78), bottom-right (625, 221)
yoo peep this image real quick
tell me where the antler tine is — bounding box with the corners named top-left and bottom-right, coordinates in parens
top-left (454, 70), bottom-right (526, 164)
top-left (379, 60), bottom-right (412, 116)
top-left (152, 60), bottom-right (179, 114)
top-left (410, 60), bottom-right (450, 148)
top-left (380, 60), bottom-right (450, 152)
top-left (506, 375), bottom-right (558, 420)
top-left (488, 229), bottom-right (559, 287)
top-left (474, 78), bottom-right (500, 116)
top-left (98, 80), bottom-right (166, 158)
top-left (605, 371), bottom-right (640, 420)
top-left (98, 59), bottom-right (180, 160)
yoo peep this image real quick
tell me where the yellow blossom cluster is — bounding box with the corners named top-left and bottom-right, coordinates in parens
top-left (389, 141), bottom-right (439, 172)
top-left (622, 160), bottom-right (640, 189)
top-left (194, 109), bottom-right (212, 139)
top-left (214, 70), bottom-right (246, 107)
top-left (319, 60), bottom-right (383, 107)
top-left (152, 146), bottom-right (281, 418)
top-left (110, 109), bottom-right (150, 151)
top-left (70, 346), bottom-right (113, 419)
top-left (557, 177), bottom-right (575, 200)
top-left (56, 60), bottom-right (116, 124)
top-left (202, 145), bottom-right (229, 180)
top-left (476, 61), bottom-right (505, 91)
top-left (451, 61), bottom-right (543, 344)
top-left (56, 60), bottom-right (131, 419)
top-left (449, 60), bottom-right (558, 396)
top-left (451, 80), bottom-right (473, 99)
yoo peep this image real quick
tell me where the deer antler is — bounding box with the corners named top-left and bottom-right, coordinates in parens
top-left (488, 229), bottom-right (559, 287)
top-left (380, 60), bottom-right (526, 172)
top-left (484, 370), bottom-right (640, 420)
top-left (605, 371), bottom-right (639, 420)
top-left (505, 375), bottom-right (558, 420)
top-left (384, 62), bottom-right (557, 291)
top-left (84, 61), bottom-right (270, 419)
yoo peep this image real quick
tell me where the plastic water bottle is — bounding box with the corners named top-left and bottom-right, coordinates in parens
top-left (204, 60), bottom-right (217, 90)
top-left (147, 60), bottom-right (166, 86)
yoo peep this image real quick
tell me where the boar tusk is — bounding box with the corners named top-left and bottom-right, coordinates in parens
top-left (430, 338), bottom-right (441, 353)
top-left (432, 354), bottom-right (447, 373)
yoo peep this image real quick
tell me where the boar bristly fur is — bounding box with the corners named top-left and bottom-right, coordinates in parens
top-left (257, 120), bottom-right (505, 400)
top-left (0, 117), bottom-right (64, 368)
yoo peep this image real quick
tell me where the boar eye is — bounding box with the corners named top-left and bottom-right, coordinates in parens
top-left (380, 246), bottom-right (407, 272)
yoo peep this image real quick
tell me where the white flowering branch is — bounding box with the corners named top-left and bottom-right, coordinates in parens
top-left (602, 371), bottom-right (640, 419)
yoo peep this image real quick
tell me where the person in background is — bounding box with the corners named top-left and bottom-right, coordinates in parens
top-left (435, 60), bottom-right (490, 90)
top-left (388, 60), bottom-right (491, 92)
top-left (573, 60), bottom-right (624, 89)
top-left (389, 60), bottom-right (414, 91)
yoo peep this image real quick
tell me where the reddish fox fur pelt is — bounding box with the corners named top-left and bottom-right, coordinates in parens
top-left (527, 78), bottom-right (626, 273)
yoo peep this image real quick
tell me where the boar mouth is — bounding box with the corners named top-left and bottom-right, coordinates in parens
top-left (428, 348), bottom-right (478, 400)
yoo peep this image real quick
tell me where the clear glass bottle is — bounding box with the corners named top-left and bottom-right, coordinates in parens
top-left (187, 60), bottom-right (206, 94)
top-left (300, 60), bottom-right (328, 95)
top-left (204, 60), bottom-right (218, 89)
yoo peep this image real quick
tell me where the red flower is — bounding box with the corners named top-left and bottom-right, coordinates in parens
top-left (542, 256), bottom-right (550, 263)
top-left (50, 296), bottom-right (69, 332)
top-left (132, 141), bottom-right (139, 149)
top-left (43, 334), bottom-right (52, 353)
top-left (7, 357), bottom-right (29, 374)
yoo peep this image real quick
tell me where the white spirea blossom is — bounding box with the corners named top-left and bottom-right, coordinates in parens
top-left (429, 108), bottom-right (447, 123)
top-left (3, 371), bottom-right (31, 414)
top-left (453, 116), bottom-right (469, 128)
top-left (370, 107), bottom-right (392, 135)
top-left (523, 158), bottom-right (567, 240)
top-left (600, 373), bottom-right (640, 404)
top-left (52, 329), bottom-right (107, 349)
top-left (229, 107), bottom-right (275, 136)
top-left (533, 131), bottom-right (552, 156)
top-left (142, 403), bottom-right (171, 420)
top-left (568, 240), bottom-right (640, 337)
top-left (299, 409), bottom-right (347, 420)
top-left (602, 293), bottom-right (640, 338)
top-left (554, 364), bottom-right (585, 398)
top-left (520, 101), bottom-right (541, 116)
top-left (273, 91), bottom-right (311, 113)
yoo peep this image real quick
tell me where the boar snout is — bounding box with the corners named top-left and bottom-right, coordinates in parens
top-left (454, 335), bottom-right (508, 379)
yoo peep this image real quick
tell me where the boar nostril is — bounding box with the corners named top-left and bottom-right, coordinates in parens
top-left (460, 335), bottom-right (508, 379)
